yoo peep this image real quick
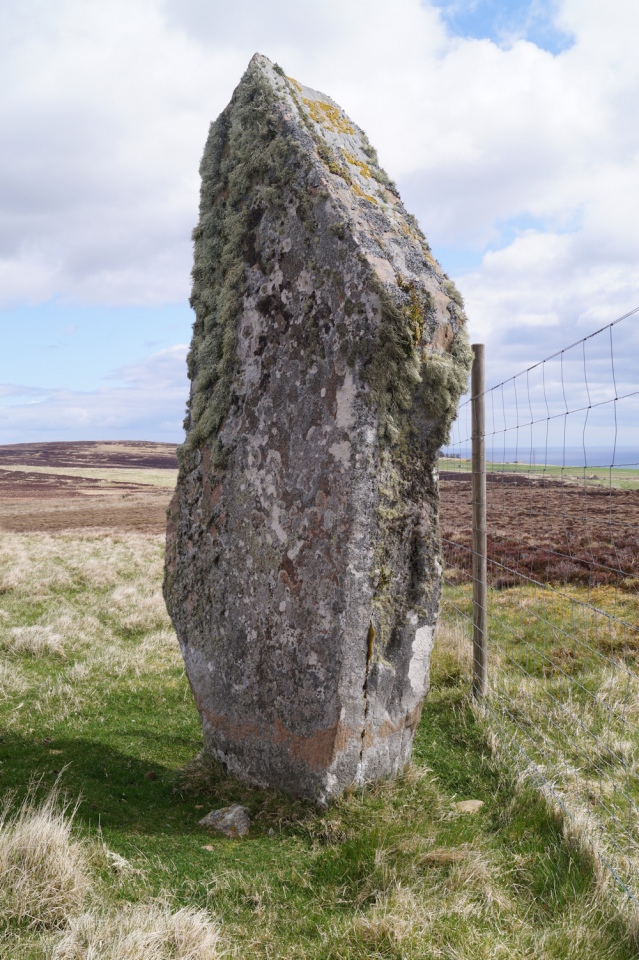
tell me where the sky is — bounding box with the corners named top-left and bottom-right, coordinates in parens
top-left (0, 0), bottom-right (638, 447)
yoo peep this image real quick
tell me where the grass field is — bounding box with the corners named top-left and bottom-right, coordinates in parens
top-left (0, 530), bottom-right (637, 959)
top-left (441, 582), bottom-right (639, 908)
top-left (0, 465), bottom-right (178, 489)
top-left (439, 458), bottom-right (639, 490)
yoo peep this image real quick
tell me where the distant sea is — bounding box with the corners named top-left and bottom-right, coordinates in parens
top-left (440, 446), bottom-right (639, 469)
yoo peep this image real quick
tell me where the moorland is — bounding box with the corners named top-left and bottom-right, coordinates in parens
top-left (0, 442), bottom-right (636, 958)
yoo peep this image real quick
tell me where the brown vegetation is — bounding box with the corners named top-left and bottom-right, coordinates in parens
top-left (0, 440), bottom-right (177, 470)
top-left (0, 442), bottom-right (175, 534)
top-left (440, 473), bottom-right (639, 588)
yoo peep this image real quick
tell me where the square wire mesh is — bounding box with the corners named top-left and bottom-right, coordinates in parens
top-left (439, 309), bottom-right (639, 903)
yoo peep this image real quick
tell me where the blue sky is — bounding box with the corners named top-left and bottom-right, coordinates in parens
top-left (0, 303), bottom-right (191, 394)
top-left (430, 0), bottom-right (574, 55)
top-left (1, 0), bottom-right (638, 444)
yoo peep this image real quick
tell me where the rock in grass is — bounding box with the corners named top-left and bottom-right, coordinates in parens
top-left (199, 804), bottom-right (250, 838)
top-left (453, 800), bottom-right (485, 814)
top-left (164, 53), bottom-right (473, 804)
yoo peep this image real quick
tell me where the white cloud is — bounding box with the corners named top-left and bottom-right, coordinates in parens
top-left (0, 0), bottom-right (637, 409)
top-left (0, 345), bottom-right (188, 443)
top-left (0, 0), bottom-right (246, 306)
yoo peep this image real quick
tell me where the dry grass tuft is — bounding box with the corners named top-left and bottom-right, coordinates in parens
top-left (414, 845), bottom-right (469, 867)
top-left (619, 901), bottom-right (639, 949)
top-left (31, 677), bottom-right (86, 723)
top-left (2, 626), bottom-right (66, 659)
top-left (51, 900), bottom-right (222, 960)
top-left (0, 661), bottom-right (28, 699)
top-left (109, 585), bottom-right (171, 634)
top-left (350, 885), bottom-right (431, 952)
top-left (0, 788), bottom-right (91, 929)
top-left (430, 618), bottom-right (472, 688)
top-left (347, 850), bottom-right (517, 957)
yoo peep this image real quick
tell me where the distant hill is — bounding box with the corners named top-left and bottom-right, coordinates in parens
top-left (0, 441), bottom-right (178, 471)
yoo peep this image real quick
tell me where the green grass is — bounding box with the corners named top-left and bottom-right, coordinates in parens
top-left (439, 458), bottom-right (639, 490)
top-left (441, 582), bottom-right (639, 914)
top-left (0, 532), bottom-right (637, 957)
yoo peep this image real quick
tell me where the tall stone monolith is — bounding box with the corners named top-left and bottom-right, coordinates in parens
top-left (164, 53), bottom-right (473, 803)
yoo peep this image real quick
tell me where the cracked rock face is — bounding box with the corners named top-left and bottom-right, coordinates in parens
top-left (164, 53), bottom-right (473, 803)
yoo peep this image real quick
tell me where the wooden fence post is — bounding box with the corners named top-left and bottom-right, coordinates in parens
top-left (471, 344), bottom-right (488, 697)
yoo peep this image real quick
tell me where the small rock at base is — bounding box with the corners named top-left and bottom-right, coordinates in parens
top-left (453, 799), bottom-right (484, 814)
top-left (199, 803), bottom-right (250, 838)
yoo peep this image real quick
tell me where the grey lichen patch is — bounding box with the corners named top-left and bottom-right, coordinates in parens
top-left (165, 53), bottom-right (473, 803)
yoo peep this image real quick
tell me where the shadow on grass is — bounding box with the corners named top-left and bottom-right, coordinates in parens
top-left (0, 729), bottom-right (319, 841)
top-left (1, 688), bottom-right (635, 955)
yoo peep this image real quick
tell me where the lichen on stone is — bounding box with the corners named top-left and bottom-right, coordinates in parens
top-left (342, 149), bottom-right (373, 179)
top-left (302, 97), bottom-right (356, 135)
top-left (352, 182), bottom-right (379, 205)
top-left (166, 53), bottom-right (474, 803)
top-left (183, 59), bottom-right (303, 467)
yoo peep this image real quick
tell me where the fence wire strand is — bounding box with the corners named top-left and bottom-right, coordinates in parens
top-left (439, 308), bottom-right (639, 906)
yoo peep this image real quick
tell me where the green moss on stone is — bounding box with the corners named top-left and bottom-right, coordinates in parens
top-left (364, 283), bottom-right (423, 445)
top-left (364, 269), bottom-right (472, 449)
top-left (181, 60), bottom-right (302, 469)
top-left (363, 272), bottom-right (472, 652)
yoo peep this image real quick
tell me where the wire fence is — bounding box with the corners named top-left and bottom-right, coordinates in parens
top-left (439, 307), bottom-right (639, 906)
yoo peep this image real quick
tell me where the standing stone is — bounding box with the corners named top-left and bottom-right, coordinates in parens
top-left (164, 53), bottom-right (473, 803)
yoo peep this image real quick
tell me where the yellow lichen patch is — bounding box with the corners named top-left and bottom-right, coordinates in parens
top-left (342, 150), bottom-right (372, 179)
top-left (352, 182), bottom-right (379, 205)
top-left (366, 621), bottom-right (377, 663)
top-left (302, 97), bottom-right (355, 134)
top-left (396, 275), bottom-right (425, 344)
top-left (287, 76), bottom-right (303, 93)
top-left (404, 286), bottom-right (425, 344)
